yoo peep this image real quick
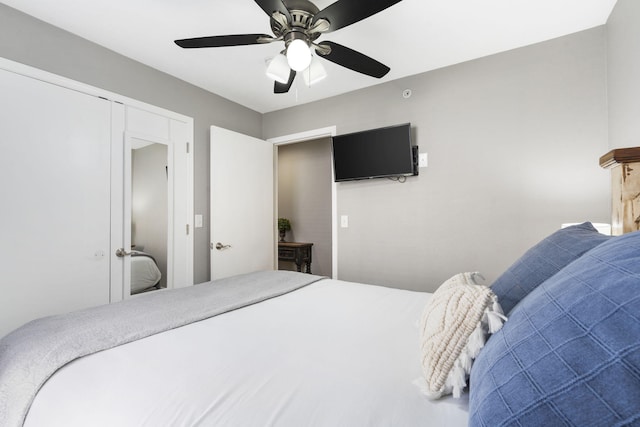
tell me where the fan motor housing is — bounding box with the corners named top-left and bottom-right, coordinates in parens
top-left (271, 0), bottom-right (322, 42)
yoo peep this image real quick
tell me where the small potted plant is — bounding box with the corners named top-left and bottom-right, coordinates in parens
top-left (278, 218), bottom-right (291, 242)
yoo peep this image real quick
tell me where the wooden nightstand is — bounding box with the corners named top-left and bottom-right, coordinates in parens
top-left (278, 242), bottom-right (313, 274)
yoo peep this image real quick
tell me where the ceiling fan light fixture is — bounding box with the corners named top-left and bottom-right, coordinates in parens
top-left (266, 53), bottom-right (290, 83)
top-left (286, 38), bottom-right (312, 72)
top-left (302, 57), bottom-right (327, 86)
top-left (175, 0), bottom-right (401, 95)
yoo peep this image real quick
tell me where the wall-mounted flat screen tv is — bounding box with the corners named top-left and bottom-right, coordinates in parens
top-left (332, 123), bottom-right (417, 182)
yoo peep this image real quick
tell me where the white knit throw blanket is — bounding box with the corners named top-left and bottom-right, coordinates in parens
top-left (418, 272), bottom-right (507, 399)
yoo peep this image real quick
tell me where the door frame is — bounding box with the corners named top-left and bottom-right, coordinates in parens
top-left (268, 126), bottom-right (338, 279)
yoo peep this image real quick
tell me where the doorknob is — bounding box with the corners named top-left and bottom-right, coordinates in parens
top-left (115, 248), bottom-right (133, 257)
top-left (214, 242), bottom-right (232, 250)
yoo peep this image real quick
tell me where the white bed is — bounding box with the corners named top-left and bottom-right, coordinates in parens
top-left (19, 276), bottom-right (468, 427)
top-left (5, 222), bottom-right (638, 427)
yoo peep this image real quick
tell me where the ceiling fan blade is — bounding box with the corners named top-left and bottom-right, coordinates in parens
top-left (274, 69), bottom-right (296, 94)
top-left (312, 0), bottom-right (403, 33)
top-left (254, 0), bottom-right (291, 21)
top-left (175, 34), bottom-right (272, 48)
top-left (318, 41), bottom-right (390, 78)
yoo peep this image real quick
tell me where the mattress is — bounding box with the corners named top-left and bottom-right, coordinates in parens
top-left (23, 278), bottom-right (469, 426)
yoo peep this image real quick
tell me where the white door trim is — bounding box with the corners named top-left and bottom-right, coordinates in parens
top-left (267, 126), bottom-right (338, 279)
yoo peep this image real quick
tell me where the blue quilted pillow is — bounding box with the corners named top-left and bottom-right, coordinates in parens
top-left (491, 222), bottom-right (611, 314)
top-left (469, 231), bottom-right (640, 427)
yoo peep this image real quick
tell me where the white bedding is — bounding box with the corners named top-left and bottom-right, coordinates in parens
top-left (24, 279), bottom-right (469, 426)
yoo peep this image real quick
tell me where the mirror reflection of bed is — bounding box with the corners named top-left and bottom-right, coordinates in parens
top-left (130, 251), bottom-right (162, 294)
top-left (131, 140), bottom-right (168, 295)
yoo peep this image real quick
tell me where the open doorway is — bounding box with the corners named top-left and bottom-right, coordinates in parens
top-left (270, 126), bottom-right (337, 278)
top-left (277, 137), bottom-right (333, 277)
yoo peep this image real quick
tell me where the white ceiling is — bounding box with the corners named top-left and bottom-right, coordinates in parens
top-left (2, 0), bottom-right (617, 113)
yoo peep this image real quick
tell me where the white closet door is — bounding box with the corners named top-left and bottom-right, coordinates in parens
top-left (110, 108), bottom-right (194, 300)
top-left (0, 69), bottom-right (111, 337)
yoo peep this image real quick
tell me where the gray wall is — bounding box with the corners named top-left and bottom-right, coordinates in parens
top-left (0, 3), bottom-right (263, 285)
top-left (607, 0), bottom-right (640, 150)
top-left (264, 28), bottom-right (610, 292)
top-left (277, 138), bottom-right (333, 276)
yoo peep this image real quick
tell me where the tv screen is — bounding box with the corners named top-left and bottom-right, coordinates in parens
top-left (332, 123), bottom-right (416, 182)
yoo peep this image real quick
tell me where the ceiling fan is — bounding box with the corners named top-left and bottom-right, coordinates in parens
top-left (174, 0), bottom-right (403, 94)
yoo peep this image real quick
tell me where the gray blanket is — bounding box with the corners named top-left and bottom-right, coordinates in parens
top-left (0, 270), bottom-right (324, 427)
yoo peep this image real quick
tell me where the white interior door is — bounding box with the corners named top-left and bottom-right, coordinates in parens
top-left (210, 126), bottom-right (275, 280)
top-left (0, 68), bottom-right (111, 337)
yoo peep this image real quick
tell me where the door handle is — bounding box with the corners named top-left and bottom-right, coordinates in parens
top-left (214, 242), bottom-right (232, 250)
top-left (115, 248), bottom-right (133, 257)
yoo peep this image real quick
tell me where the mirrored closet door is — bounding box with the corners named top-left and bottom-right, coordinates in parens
top-left (126, 137), bottom-right (169, 296)
top-left (111, 105), bottom-right (193, 301)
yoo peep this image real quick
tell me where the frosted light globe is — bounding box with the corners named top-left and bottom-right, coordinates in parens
top-left (287, 39), bottom-right (312, 72)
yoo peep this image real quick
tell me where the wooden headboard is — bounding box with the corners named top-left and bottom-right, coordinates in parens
top-left (600, 147), bottom-right (640, 235)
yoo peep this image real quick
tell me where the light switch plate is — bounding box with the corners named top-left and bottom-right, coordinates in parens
top-left (195, 214), bottom-right (203, 228)
top-left (419, 153), bottom-right (428, 168)
top-left (340, 215), bottom-right (349, 228)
